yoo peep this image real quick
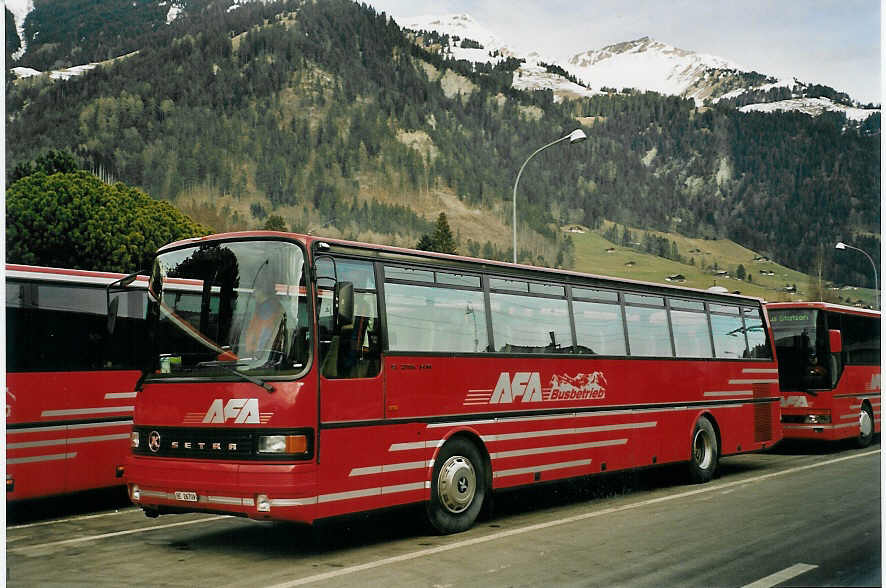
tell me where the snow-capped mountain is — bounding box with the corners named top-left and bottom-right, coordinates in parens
top-left (398, 13), bottom-right (595, 101)
top-left (396, 14), bottom-right (878, 120)
top-left (566, 36), bottom-right (746, 99)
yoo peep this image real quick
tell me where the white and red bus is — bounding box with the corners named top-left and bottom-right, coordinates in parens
top-left (5, 264), bottom-right (148, 500)
top-left (768, 302), bottom-right (880, 446)
top-left (126, 232), bottom-right (781, 533)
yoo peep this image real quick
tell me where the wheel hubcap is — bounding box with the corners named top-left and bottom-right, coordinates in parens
top-left (437, 455), bottom-right (476, 514)
top-left (859, 409), bottom-right (873, 438)
top-left (693, 429), bottom-right (713, 469)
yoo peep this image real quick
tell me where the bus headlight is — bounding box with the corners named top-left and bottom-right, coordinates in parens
top-left (130, 431), bottom-right (140, 449)
top-left (804, 414), bottom-right (831, 424)
top-left (257, 434), bottom-right (309, 456)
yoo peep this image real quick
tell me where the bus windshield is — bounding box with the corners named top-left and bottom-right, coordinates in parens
top-left (147, 240), bottom-right (309, 379)
top-left (769, 308), bottom-right (829, 391)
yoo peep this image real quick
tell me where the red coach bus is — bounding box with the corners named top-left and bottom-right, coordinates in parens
top-left (768, 302), bottom-right (880, 446)
top-left (6, 264), bottom-right (148, 500)
top-left (126, 232), bottom-right (781, 533)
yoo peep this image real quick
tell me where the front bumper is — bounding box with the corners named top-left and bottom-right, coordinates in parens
top-left (126, 455), bottom-right (319, 522)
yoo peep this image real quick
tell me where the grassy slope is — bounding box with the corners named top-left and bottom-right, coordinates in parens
top-left (567, 222), bottom-right (876, 306)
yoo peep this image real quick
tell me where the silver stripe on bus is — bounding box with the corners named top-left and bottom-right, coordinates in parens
top-left (7, 433), bottom-right (130, 450)
top-left (7, 452), bottom-right (77, 465)
top-left (840, 413), bottom-right (858, 420)
top-left (316, 482), bottom-right (426, 504)
top-left (207, 496), bottom-right (254, 506)
top-left (41, 406), bottom-right (135, 417)
top-left (270, 483), bottom-right (427, 508)
top-left (139, 490), bottom-right (170, 499)
top-left (728, 379), bottom-right (778, 385)
top-left (104, 392), bottom-right (138, 399)
top-left (741, 368), bottom-right (779, 374)
top-left (7, 419), bottom-right (133, 434)
top-left (482, 421), bottom-right (657, 443)
top-left (493, 459), bottom-right (592, 478)
top-left (270, 498), bottom-right (318, 507)
top-left (349, 460), bottom-right (433, 477)
top-left (490, 439), bottom-right (627, 460)
top-left (782, 423), bottom-right (857, 430)
top-left (381, 482), bottom-right (425, 495)
top-left (704, 390), bottom-right (753, 397)
top-left (389, 440), bottom-right (445, 452)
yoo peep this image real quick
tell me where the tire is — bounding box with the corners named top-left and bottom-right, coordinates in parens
top-left (688, 416), bottom-right (718, 484)
top-left (857, 404), bottom-right (874, 448)
top-left (426, 438), bottom-right (487, 534)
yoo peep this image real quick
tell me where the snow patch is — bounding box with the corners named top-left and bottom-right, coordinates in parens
top-left (6, 0), bottom-right (34, 59)
top-left (166, 4), bottom-right (183, 24)
top-left (739, 97), bottom-right (878, 121)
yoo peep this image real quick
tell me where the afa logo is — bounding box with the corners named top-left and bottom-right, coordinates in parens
top-left (202, 398), bottom-right (260, 424)
top-left (491, 372), bottom-right (543, 403)
top-left (479, 371), bottom-right (608, 405)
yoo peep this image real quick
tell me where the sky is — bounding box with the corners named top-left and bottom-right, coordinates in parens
top-left (367, 0), bottom-right (882, 105)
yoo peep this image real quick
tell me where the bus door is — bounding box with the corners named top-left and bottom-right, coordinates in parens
top-left (316, 257), bottom-right (384, 423)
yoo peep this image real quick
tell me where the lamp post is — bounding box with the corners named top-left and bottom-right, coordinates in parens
top-left (512, 129), bottom-right (587, 264)
top-left (835, 241), bottom-right (879, 309)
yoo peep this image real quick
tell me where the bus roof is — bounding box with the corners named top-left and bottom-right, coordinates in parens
top-left (5, 263), bottom-right (149, 287)
top-left (159, 231), bottom-right (768, 307)
top-left (766, 301), bottom-right (880, 318)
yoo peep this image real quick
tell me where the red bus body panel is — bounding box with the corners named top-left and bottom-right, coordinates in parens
top-left (128, 355), bottom-right (780, 524)
top-left (779, 365), bottom-right (881, 440)
top-left (6, 264), bottom-right (147, 501)
top-left (126, 232), bottom-right (782, 525)
top-left (768, 302), bottom-right (881, 442)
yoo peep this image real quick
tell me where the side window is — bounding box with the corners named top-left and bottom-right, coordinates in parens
top-left (318, 258), bottom-right (381, 379)
top-left (742, 307), bottom-right (772, 359)
top-left (710, 305), bottom-right (747, 359)
top-left (573, 299), bottom-right (626, 355)
top-left (841, 313), bottom-right (881, 365)
top-left (5, 280), bottom-right (142, 371)
top-left (624, 294), bottom-right (672, 357)
top-left (489, 280), bottom-right (571, 354)
top-left (670, 307), bottom-right (713, 358)
top-left (385, 283), bottom-right (487, 353)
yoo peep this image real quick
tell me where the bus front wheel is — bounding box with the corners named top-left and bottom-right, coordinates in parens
top-left (426, 438), bottom-right (486, 534)
top-left (857, 404), bottom-right (874, 448)
top-left (688, 416), bottom-right (718, 483)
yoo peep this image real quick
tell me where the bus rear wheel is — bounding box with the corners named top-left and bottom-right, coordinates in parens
top-left (426, 438), bottom-right (486, 534)
top-left (857, 404), bottom-right (874, 448)
top-left (688, 416), bottom-right (718, 483)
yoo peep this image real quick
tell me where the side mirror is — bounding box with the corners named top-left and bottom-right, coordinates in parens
top-left (335, 282), bottom-right (354, 331)
top-left (106, 271), bottom-right (141, 335)
top-left (107, 297), bottom-right (120, 335)
top-left (828, 329), bottom-right (843, 354)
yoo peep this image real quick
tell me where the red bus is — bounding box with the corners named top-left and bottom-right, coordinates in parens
top-left (768, 302), bottom-right (880, 446)
top-left (126, 232), bottom-right (781, 533)
top-left (5, 264), bottom-right (148, 500)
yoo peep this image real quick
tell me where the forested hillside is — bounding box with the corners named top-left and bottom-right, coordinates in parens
top-left (5, 0), bottom-right (880, 287)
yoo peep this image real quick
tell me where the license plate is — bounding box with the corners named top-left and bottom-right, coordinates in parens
top-left (174, 491), bottom-right (198, 502)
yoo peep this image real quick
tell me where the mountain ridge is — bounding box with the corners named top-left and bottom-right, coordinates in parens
top-left (4, 0), bottom-right (880, 290)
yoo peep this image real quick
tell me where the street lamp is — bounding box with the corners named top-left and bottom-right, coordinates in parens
top-left (835, 241), bottom-right (879, 309)
top-left (512, 129), bottom-right (587, 264)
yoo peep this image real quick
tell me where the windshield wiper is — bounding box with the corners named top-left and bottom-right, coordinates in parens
top-left (196, 360), bottom-right (275, 393)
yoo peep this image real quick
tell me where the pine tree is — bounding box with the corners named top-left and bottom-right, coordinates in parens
top-left (430, 212), bottom-right (457, 254)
